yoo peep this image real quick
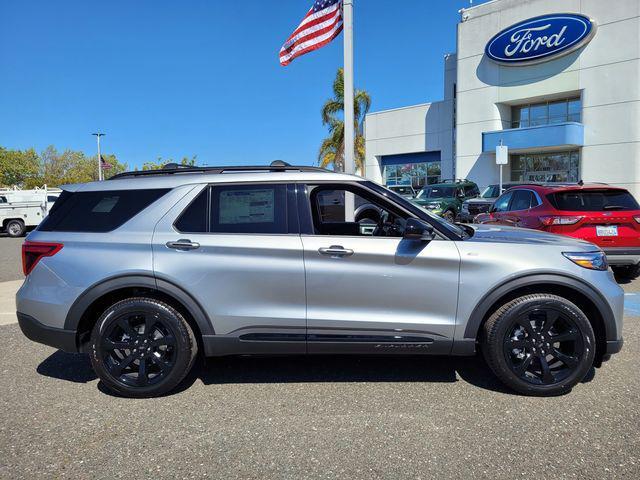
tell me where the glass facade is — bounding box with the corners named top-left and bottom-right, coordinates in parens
top-left (510, 151), bottom-right (580, 183)
top-left (512, 98), bottom-right (581, 128)
top-left (384, 162), bottom-right (441, 188)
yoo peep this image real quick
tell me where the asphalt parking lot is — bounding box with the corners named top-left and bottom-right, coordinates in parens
top-left (0, 237), bottom-right (638, 479)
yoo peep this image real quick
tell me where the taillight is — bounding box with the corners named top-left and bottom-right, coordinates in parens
top-left (22, 241), bottom-right (63, 276)
top-left (539, 216), bottom-right (583, 226)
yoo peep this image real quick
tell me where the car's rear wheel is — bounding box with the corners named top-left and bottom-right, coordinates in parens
top-left (6, 219), bottom-right (26, 237)
top-left (89, 297), bottom-right (198, 398)
top-left (483, 294), bottom-right (595, 396)
top-left (611, 264), bottom-right (640, 282)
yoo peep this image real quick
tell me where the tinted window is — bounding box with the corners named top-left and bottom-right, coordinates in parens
top-left (510, 190), bottom-right (533, 211)
top-left (464, 185), bottom-right (479, 197)
top-left (39, 189), bottom-right (169, 232)
top-left (175, 188), bottom-right (208, 233)
top-left (417, 186), bottom-right (455, 199)
top-left (210, 184), bottom-right (287, 234)
top-left (549, 190), bottom-right (640, 212)
top-left (493, 191), bottom-right (514, 212)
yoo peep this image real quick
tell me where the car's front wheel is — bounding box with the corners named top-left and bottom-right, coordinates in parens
top-left (483, 294), bottom-right (595, 396)
top-left (89, 297), bottom-right (198, 398)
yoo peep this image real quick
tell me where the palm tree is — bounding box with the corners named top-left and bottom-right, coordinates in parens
top-left (318, 68), bottom-right (371, 173)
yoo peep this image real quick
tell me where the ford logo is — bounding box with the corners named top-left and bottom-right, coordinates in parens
top-left (485, 14), bottom-right (597, 65)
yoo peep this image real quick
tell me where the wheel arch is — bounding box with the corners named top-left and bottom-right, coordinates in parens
top-left (65, 275), bottom-right (213, 352)
top-left (463, 274), bottom-right (616, 365)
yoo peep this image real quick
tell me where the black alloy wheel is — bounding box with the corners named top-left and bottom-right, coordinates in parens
top-left (90, 297), bottom-right (197, 398)
top-left (483, 294), bottom-right (595, 396)
top-left (503, 307), bottom-right (583, 385)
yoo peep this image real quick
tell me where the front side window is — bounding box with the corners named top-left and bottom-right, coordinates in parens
top-left (417, 186), bottom-right (455, 199)
top-left (493, 191), bottom-right (514, 212)
top-left (309, 186), bottom-right (406, 237)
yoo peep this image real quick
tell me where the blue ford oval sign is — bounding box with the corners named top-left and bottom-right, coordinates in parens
top-left (486, 14), bottom-right (597, 65)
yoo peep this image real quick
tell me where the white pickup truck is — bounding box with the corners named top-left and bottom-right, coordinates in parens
top-left (0, 187), bottom-right (61, 237)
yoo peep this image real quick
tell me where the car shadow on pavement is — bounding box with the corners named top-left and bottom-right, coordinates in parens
top-left (37, 351), bottom-right (97, 383)
top-left (36, 351), bottom-right (594, 397)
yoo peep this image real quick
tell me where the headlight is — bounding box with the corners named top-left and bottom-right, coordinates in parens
top-left (428, 203), bottom-right (441, 210)
top-left (462, 204), bottom-right (469, 213)
top-left (562, 251), bottom-right (608, 271)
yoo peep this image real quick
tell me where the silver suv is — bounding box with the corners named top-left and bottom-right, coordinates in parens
top-left (16, 164), bottom-right (624, 397)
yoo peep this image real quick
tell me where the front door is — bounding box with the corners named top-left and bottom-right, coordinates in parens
top-left (153, 183), bottom-right (306, 354)
top-left (299, 183), bottom-right (461, 354)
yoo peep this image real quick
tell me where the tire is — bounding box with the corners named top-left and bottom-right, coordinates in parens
top-left (611, 264), bottom-right (640, 282)
top-left (89, 297), bottom-right (198, 398)
top-left (482, 294), bottom-right (595, 396)
top-left (5, 219), bottom-right (26, 238)
top-left (442, 210), bottom-right (456, 223)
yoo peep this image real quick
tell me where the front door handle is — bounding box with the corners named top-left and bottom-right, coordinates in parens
top-left (166, 239), bottom-right (200, 251)
top-left (318, 245), bottom-right (354, 257)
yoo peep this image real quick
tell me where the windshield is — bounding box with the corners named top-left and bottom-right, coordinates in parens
top-left (549, 190), bottom-right (640, 211)
top-left (481, 185), bottom-right (500, 198)
top-left (389, 186), bottom-right (413, 195)
top-left (365, 181), bottom-right (467, 239)
top-left (417, 186), bottom-right (455, 199)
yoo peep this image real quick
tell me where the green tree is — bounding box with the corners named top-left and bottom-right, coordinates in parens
top-left (142, 156), bottom-right (198, 171)
top-left (318, 68), bottom-right (371, 173)
top-left (0, 147), bottom-right (40, 187)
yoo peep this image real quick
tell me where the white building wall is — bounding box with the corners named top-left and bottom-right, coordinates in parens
top-left (364, 54), bottom-right (456, 185)
top-left (456, 0), bottom-right (640, 196)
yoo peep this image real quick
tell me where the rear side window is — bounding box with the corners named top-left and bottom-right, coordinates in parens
top-left (210, 184), bottom-right (287, 234)
top-left (39, 189), bottom-right (169, 232)
top-left (548, 190), bottom-right (640, 211)
top-left (509, 190), bottom-right (534, 211)
top-left (175, 189), bottom-right (208, 233)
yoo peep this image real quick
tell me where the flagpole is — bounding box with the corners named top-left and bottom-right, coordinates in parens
top-left (343, 0), bottom-right (355, 175)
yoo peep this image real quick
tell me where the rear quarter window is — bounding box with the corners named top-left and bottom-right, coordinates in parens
top-left (39, 189), bottom-right (169, 232)
top-left (548, 190), bottom-right (640, 211)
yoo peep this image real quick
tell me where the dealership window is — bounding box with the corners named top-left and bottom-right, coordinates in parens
top-left (384, 162), bottom-right (441, 189)
top-left (511, 98), bottom-right (581, 128)
top-left (510, 151), bottom-right (580, 183)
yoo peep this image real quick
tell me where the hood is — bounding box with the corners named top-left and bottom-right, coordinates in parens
top-left (468, 224), bottom-right (598, 250)
top-left (414, 197), bottom-right (449, 205)
top-left (465, 197), bottom-right (495, 205)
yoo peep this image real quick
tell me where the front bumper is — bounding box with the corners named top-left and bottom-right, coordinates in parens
top-left (17, 312), bottom-right (78, 352)
top-left (603, 247), bottom-right (640, 266)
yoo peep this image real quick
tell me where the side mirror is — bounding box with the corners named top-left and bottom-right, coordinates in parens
top-left (403, 218), bottom-right (435, 241)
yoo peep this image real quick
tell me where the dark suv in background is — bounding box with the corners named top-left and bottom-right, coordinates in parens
top-left (412, 179), bottom-right (480, 222)
top-left (475, 183), bottom-right (640, 280)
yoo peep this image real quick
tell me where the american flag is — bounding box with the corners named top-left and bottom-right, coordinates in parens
top-left (100, 155), bottom-right (112, 170)
top-left (279, 0), bottom-right (343, 66)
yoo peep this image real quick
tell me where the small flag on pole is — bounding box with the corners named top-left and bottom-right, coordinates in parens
top-left (100, 155), bottom-right (112, 170)
top-left (279, 0), bottom-right (344, 66)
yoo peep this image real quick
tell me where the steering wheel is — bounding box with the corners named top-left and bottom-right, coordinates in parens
top-left (372, 210), bottom-right (403, 237)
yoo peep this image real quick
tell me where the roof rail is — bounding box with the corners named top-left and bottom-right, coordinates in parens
top-left (109, 163), bottom-right (331, 180)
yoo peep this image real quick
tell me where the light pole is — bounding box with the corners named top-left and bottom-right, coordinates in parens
top-left (92, 133), bottom-right (106, 181)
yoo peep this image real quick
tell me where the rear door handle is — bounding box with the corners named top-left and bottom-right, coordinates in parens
top-left (318, 245), bottom-right (354, 257)
top-left (166, 239), bottom-right (200, 251)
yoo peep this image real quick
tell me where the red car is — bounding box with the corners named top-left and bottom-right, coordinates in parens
top-left (475, 183), bottom-right (640, 280)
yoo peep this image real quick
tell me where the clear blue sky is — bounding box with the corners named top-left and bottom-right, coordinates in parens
top-left (0, 0), bottom-right (488, 169)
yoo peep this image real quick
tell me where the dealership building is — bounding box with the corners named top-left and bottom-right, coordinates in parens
top-left (364, 0), bottom-right (640, 198)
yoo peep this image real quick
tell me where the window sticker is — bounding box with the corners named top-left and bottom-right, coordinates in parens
top-left (92, 196), bottom-right (120, 213)
top-left (219, 189), bottom-right (275, 224)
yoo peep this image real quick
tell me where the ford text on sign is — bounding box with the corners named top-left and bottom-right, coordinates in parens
top-left (485, 14), bottom-right (596, 65)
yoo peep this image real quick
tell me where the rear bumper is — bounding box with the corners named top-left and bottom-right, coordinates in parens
top-left (603, 247), bottom-right (640, 266)
top-left (17, 312), bottom-right (78, 352)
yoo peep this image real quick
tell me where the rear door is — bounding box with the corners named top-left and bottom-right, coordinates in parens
top-left (298, 182), bottom-right (461, 354)
top-left (152, 182), bottom-right (306, 354)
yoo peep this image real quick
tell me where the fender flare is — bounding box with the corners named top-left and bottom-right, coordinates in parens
top-left (462, 273), bottom-right (617, 340)
top-left (64, 274), bottom-right (214, 336)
